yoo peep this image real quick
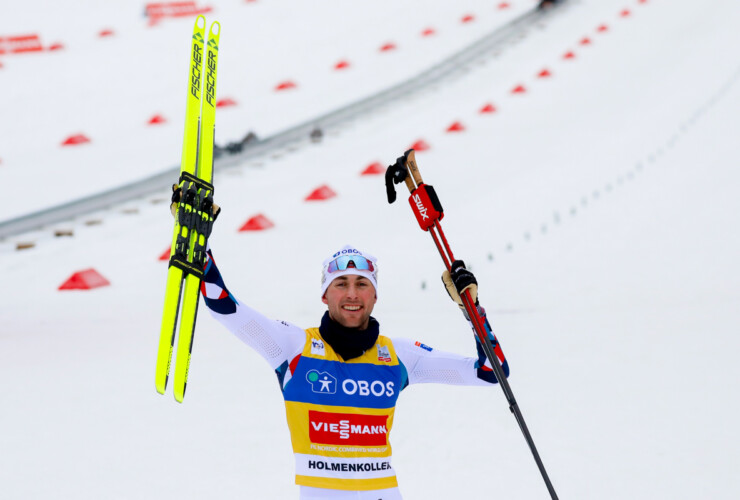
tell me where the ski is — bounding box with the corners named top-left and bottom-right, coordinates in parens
top-left (155, 15), bottom-right (221, 403)
top-left (173, 17), bottom-right (220, 403)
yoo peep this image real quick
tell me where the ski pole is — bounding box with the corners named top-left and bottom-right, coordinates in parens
top-left (385, 149), bottom-right (559, 500)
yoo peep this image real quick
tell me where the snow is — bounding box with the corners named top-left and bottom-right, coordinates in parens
top-left (2, 0), bottom-right (740, 498)
top-left (0, 0), bottom-right (531, 221)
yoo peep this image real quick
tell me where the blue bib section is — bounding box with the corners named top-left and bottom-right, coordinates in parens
top-left (284, 356), bottom-right (402, 410)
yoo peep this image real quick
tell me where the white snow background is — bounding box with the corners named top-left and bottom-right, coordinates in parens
top-left (1, 0), bottom-right (740, 499)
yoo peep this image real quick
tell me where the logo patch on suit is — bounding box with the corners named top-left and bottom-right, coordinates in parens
top-left (414, 341), bottom-right (433, 352)
top-left (311, 339), bottom-right (325, 356)
top-left (306, 370), bottom-right (336, 394)
top-left (308, 410), bottom-right (389, 446)
top-left (377, 345), bottom-right (391, 362)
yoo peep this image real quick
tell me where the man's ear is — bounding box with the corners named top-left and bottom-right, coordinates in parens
top-left (321, 293), bottom-right (328, 305)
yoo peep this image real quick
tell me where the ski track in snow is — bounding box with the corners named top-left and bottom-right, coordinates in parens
top-left (2, 1), bottom-right (740, 499)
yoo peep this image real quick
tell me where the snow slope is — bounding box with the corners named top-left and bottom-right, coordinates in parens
top-left (0, 0), bottom-right (531, 221)
top-left (2, 0), bottom-right (740, 499)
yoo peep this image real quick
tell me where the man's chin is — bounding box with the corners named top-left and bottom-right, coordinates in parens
top-left (338, 316), bottom-right (366, 329)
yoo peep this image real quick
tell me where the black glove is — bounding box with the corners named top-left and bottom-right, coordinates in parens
top-left (170, 183), bottom-right (221, 221)
top-left (170, 184), bottom-right (182, 218)
top-left (441, 260), bottom-right (478, 308)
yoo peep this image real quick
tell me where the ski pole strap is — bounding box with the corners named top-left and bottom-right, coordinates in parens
top-left (385, 151), bottom-right (415, 203)
top-left (385, 161), bottom-right (405, 204)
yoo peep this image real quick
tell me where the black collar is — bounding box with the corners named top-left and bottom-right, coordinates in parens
top-left (319, 311), bottom-right (379, 361)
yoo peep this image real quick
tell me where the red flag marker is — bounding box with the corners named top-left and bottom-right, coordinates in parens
top-left (421, 27), bottom-right (436, 37)
top-left (380, 42), bottom-right (397, 52)
top-left (159, 247), bottom-right (171, 261)
top-left (563, 50), bottom-right (576, 60)
top-left (61, 134), bottom-right (91, 146)
top-left (537, 68), bottom-right (552, 78)
top-left (148, 114), bottom-right (166, 125)
top-left (59, 269), bottom-right (110, 290)
top-left (446, 121), bottom-right (466, 133)
top-left (461, 14), bottom-right (475, 23)
top-left (409, 139), bottom-right (430, 152)
top-left (216, 97), bottom-right (237, 107)
top-left (361, 162), bottom-right (385, 175)
top-left (511, 84), bottom-right (527, 94)
top-left (334, 60), bottom-right (350, 70)
top-left (305, 185), bottom-right (337, 201)
top-left (239, 214), bottom-right (275, 231)
top-left (479, 103), bottom-right (497, 114)
top-left (275, 80), bottom-right (297, 91)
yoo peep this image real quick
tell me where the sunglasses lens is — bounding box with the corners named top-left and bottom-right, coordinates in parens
top-left (327, 255), bottom-right (374, 273)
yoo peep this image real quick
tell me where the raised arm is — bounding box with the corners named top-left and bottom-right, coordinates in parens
top-left (200, 249), bottom-right (305, 372)
top-left (394, 307), bottom-right (508, 388)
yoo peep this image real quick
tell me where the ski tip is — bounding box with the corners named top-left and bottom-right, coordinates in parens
top-left (209, 21), bottom-right (221, 38)
top-left (195, 15), bottom-right (206, 30)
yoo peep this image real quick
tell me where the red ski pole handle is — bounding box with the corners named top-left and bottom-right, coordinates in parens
top-left (408, 183), bottom-right (444, 231)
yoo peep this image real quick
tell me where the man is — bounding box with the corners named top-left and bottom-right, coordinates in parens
top-left (201, 244), bottom-right (509, 500)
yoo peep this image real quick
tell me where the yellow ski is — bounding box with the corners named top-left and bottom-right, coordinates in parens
top-left (156, 16), bottom-right (221, 403)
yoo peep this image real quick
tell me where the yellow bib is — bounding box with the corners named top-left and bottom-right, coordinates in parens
top-left (282, 328), bottom-right (404, 491)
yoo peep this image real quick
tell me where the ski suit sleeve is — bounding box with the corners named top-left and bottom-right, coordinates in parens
top-left (393, 307), bottom-right (509, 387)
top-left (200, 249), bottom-right (305, 371)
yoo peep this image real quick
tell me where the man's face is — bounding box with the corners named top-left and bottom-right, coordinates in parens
top-left (322, 275), bottom-right (377, 329)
